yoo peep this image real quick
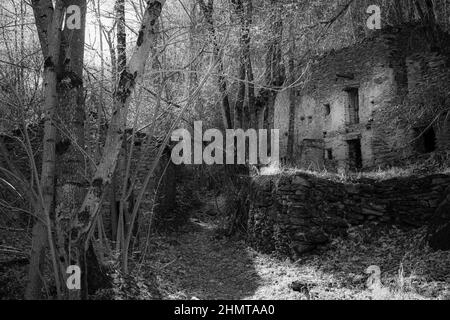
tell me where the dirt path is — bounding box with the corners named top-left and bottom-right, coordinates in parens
top-left (146, 197), bottom-right (331, 300)
top-left (155, 218), bottom-right (261, 299)
top-left (145, 197), bottom-right (450, 300)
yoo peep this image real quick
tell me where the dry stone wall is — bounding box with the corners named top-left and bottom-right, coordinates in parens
top-left (101, 137), bottom-right (178, 237)
top-left (247, 172), bottom-right (450, 257)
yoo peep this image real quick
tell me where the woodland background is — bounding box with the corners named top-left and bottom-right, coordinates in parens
top-left (0, 0), bottom-right (449, 300)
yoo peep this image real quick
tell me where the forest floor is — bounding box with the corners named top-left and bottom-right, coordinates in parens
top-left (0, 225), bottom-right (30, 299)
top-left (1, 195), bottom-right (449, 300)
top-left (143, 195), bottom-right (450, 300)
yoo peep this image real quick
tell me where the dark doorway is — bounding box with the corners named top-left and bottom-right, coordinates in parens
top-left (414, 126), bottom-right (436, 153)
top-left (345, 88), bottom-right (359, 124)
top-left (325, 148), bottom-right (333, 160)
top-left (347, 139), bottom-right (362, 170)
top-left (324, 103), bottom-right (331, 116)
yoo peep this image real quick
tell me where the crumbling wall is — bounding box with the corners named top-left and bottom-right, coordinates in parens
top-left (281, 30), bottom-right (401, 170)
top-left (247, 172), bottom-right (450, 257)
top-left (132, 144), bottom-right (177, 227)
top-left (101, 137), bottom-right (177, 238)
top-left (406, 51), bottom-right (450, 150)
top-left (273, 90), bottom-right (290, 163)
top-left (274, 24), bottom-right (450, 171)
top-left (1, 120), bottom-right (178, 239)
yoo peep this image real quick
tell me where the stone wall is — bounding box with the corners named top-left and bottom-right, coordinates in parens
top-left (247, 172), bottom-right (450, 257)
top-left (101, 135), bottom-right (178, 237)
top-left (0, 124), bottom-right (178, 238)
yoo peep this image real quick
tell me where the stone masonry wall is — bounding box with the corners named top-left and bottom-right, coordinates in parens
top-left (247, 172), bottom-right (450, 257)
top-left (0, 122), bottom-right (178, 238)
top-left (101, 138), bottom-right (177, 237)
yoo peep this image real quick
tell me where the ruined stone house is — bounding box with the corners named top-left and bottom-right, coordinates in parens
top-left (274, 24), bottom-right (450, 171)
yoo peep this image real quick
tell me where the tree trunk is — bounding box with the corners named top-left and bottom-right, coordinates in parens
top-left (286, 18), bottom-right (296, 163)
top-left (234, 61), bottom-right (246, 129)
top-left (232, 0), bottom-right (246, 129)
top-left (116, 0), bottom-right (127, 75)
top-left (188, 0), bottom-right (202, 116)
top-left (25, 218), bottom-right (48, 299)
top-left (198, 0), bottom-right (232, 129)
top-left (54, 0), bottom-right (88, 299)
top-left (242, 0), bottom-right (256, 129)
top-left (70, 0), bottom-right (166, 278)
top-left (256, 0), bottom-right (284, 148)
top-left (115, 0), bottom-right (128, 254)
top-left (27, 0), bottom-right (65, 300)
top-left (26, 0), bottom-right (54, 300)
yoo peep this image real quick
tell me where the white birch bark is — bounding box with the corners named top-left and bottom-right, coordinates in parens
top-left (27, 0), bottom-right (65, 299)
top-left (72, 0), bottom-right (166, 251)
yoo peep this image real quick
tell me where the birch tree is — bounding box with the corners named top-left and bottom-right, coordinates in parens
top-left (27, 0), bottom-right (166, 299)
top-left (69, 0), bottom-right (166, 296)
top-left (197, 0), bottom-right (232, 129)
top-left (27, 0), bottom-right (65, 300)
top-left (232, 0), bottom-right (255, 129)
top-left (258, 0), bottom-right (285, 131)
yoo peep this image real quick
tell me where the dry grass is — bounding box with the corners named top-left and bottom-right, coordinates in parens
top-left (259, 151), bottom-right (450, 182)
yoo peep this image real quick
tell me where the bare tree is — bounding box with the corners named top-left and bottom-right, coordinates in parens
top-left (27, 0), bottom-right (65, 300)
top-left (69, 0), bottom-right (166, 297)
top-left (197, 0), bottom-right (232, 129)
